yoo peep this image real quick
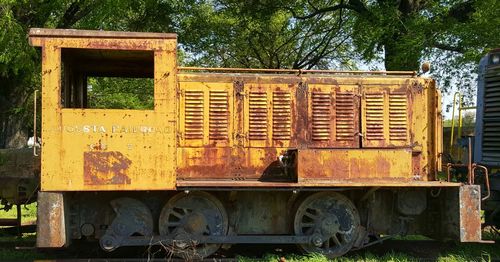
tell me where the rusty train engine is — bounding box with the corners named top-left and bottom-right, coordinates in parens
top-left (29, 28), bottom-right (484, 259)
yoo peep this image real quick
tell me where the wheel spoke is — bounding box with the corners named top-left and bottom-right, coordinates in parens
top-left (293, 192), bottom-right (360, 258)
top-left (304, 210), bottom-right (318, 220)
top-left (171, 210), bottom-right (184, 219)
top-left (331, 234), bottom-right (341, 246)
top-left (159, 192), bottom-right (228, 259)
top-left (323, 238), bottom-right (330, 248)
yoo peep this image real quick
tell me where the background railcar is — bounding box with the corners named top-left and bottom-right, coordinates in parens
top-left (475, 49), bottom-right (500, 227)
top-left (29, 28), bottom-right (483, 259)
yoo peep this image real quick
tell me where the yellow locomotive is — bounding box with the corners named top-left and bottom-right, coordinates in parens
top-left (29, 28), bottom-right (483, 258)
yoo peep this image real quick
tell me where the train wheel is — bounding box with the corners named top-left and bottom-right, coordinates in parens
top-left (294, 192), bottom-right (360, 258)
top-left (158, 191), bottom-right (228, 259)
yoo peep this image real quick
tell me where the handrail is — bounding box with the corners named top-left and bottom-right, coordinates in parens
top-left (449, 92), bottom-right (476, 156)
top-left (33, 90), bottom-right (38, 157)
top-left (178, 66), bottom-right (417, 76)
top-left (472, 164), bottom-right (490, 201)
top-left (446, 137), bottom-right (491, 201)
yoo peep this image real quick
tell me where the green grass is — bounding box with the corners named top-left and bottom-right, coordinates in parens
top-left (0, 233), bottom-right (50, 261)
top-left (236, 233), bottom-right (500, 261)
top-left (0, 203), bottom-right (37, 222)
top-left (0, 203), bottom-right (41, 261)
top-left (0, 236), bottom-right (498, 261)
top-left (237, 244), bottom-right (500, 262)
top-left (238, 252), bottom-right (420, 262)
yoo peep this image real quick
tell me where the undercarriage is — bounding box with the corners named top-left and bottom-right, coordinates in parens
top-left (37, 186), bottom-right (481, 259)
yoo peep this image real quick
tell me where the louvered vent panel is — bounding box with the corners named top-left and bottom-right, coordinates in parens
top-left (209, 90), bottom-right (229, 140)
top-left (336, 92), bottom-right (355, 141)
top-left (389, 92), bottom-right (408, 140)
top-left (483, 65), bottom-right (500, 162)
top-left (184, 90), bottom-right (204, 139)
top-left (272, 91), bottom-right (291, 140)
top-left (311, 92), bottom-right (331, 141)
top-left (249, 92), bottom-right (268, 140)
top-left (365, 93), bottom-right (385, 140)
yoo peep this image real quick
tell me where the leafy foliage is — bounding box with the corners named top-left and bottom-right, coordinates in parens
top-left (87, 77), bottom-right (154, 110)
top-left (177, 0), bottom-right (355, 69)
top-left (287, 0), bottom-right (500, 71)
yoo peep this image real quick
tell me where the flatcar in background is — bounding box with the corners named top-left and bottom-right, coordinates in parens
top-left (28, 28), bottom-right (486, 259)
top-left (475, 49), bottom-right (500, 228)
top-left (0, 147), bottom-right (39, 233)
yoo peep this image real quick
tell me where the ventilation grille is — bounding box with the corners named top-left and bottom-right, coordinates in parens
top-left (483, 65), bottom-right (500, 162)
top-left (336, 92), bottom-right (355, 141)
top-left (209, 91), bottom-right (229, 140)
top-left (272, 91), bottom-right (291, 140)
top-left (365, 93), bottom-right (384, 140)
top-left (249, 92), bottom-right (268, 140)
top-left (389, 92), bottom-right (408, 141)
top-left (184, 90), bottom-right (204, 139)
top-left (311, 92), bottom-right (331, 141)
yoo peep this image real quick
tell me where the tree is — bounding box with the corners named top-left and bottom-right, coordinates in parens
top-left (0, 0), bottom-right (183, 147)
top-left (177, 0), bottom-right (356, 69)
top-left (0, 0), bottom-right (96, 148)
top-left (1, 0), bottom-right (498, 147)
top-left (287, 0), bottom-right (500, 72)
top-left (0, 0), bottom-right (152, 147)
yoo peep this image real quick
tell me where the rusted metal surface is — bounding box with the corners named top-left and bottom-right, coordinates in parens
top-left (307, 83), bottom-right (360, 148)
top-left (176, 180), bottom-right (461, 188)
top-left (158, 191), bottom-right (228, 258)
top-left (176, 74), bottom-right (436, 184)
top-left (362, 85), bottom-right (412, 148)
top-left (176, 147), bottom-right (289, 181)
top-left (83, 151), bottom-right (132, 185)
top-left (29, 28), bottom-right (176, 39)
top-left (435, 89), bottom-right (443, 176)
top-left (297, 149), bottom-right (412, 181)
top-left (434, 186), bottom-right (482, 242)
top-left (472, 164), bottom-right (490, 200)
top-left (459, 185), bottom-right (482, 242)
top-left (294, 192), bottom-right (360, 258)
top-left (100, 198), bottom-right (154, 251)
top-left (37, 192), bottom-right (67, 248)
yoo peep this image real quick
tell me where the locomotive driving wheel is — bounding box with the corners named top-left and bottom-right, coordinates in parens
top-left (294, 192), bottom-right (360, 258)
top-left (158, 191), bottom-right (228, 259)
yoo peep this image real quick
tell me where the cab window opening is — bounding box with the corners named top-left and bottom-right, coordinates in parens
top-left (61, 48), bottom-right (154, 110)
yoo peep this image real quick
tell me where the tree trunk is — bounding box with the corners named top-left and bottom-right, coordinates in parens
top-left (383, 34), bottom-right (421, 71)
top-left (0, 116), bottom-right (28, 149)
top-left (0, 78), bottom-right (31, 149)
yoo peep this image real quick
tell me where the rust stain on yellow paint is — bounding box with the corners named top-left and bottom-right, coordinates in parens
top-left (83, 151), bottom-right (132, 185)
